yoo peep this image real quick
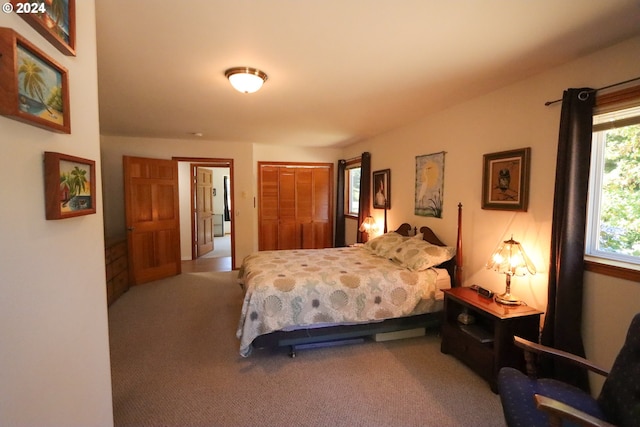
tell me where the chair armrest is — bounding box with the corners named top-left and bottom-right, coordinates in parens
top-left (514, 336), bottom-right (609, 377)
top-left (534, 394), bottom-right (615, 427)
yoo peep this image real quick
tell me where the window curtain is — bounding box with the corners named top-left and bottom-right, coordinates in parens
top-left (540, 88), bottom-right (595, 393)
top-left (357, 152), bottom-right (371, 243)
top-left (223, 176), bottom-right (231, 221)
top-left (335, 159), bottom-right (347, 247)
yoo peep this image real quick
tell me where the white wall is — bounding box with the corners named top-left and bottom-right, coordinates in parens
top-left (178, 161), bottom-right (192, 259)
top-left (342, 35), bottom-right (640, 392)
top-left (0, 3), bottom-right (114, 426)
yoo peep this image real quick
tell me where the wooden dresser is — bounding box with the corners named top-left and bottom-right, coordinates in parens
top-left (105, 237), bottom-right (129, 305)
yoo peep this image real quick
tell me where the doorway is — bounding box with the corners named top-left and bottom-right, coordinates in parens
top-left (175, 157), bottom-right (235, 271)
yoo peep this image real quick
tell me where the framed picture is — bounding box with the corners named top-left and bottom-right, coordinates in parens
top-left (482, 147), bottom-right (531, 211)
top-left (11, 0), bottom-right (76, 56)
top-left (373, 169), bottom-right (390, 209)
top-left (415, 151), bottom-right (445, 218)
top-left (0, 28), bottom-right (71, 133)
top-left (44, 152), bottom-right (96, 219)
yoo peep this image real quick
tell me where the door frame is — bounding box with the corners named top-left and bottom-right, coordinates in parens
top-left (174, 157), bottom-right (235, 270)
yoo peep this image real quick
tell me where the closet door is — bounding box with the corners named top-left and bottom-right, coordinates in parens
top-left (298, 167), bottom-right (332, 248)
top-left (278, 168), bottom-right (298, 249)
top-left (311, 167), bottom-right (332, 248)
top-left (258, 162), bottom-right (333, 251)
top-left (296, 168), bottom-right (315, 249)
top-left (258, 166), bottom-right (279, 250)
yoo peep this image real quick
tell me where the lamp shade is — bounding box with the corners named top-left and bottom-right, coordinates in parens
top-left (486, 236), bottom-right (535, 305)
top-left (359, 216), bottom-right (378, 234)
top-left (486, 236), bottom-right (536, 277)
top-left (225, 67), bottom-right (268, 93)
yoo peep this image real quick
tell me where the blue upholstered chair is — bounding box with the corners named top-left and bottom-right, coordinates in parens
top-left (498, 313), bottom-right (640, 427)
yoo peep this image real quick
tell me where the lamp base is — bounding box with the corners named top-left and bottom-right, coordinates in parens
top-left (494, 292), bottom-right (521, 305)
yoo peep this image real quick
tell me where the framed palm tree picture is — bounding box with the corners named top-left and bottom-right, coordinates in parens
top-left (0, 28), bottom-right (71, 133)
top-left (44, 152), bottom-right (96, 220)
top-left (11, 0), bottom-right (76, 56)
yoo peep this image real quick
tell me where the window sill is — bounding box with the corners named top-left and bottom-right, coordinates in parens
top-left (345, 214), bottom-right (359, 220)
top-left (584, 258), bottom-right (640, 282)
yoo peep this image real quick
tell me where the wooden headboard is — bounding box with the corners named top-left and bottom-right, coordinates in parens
top-left (393, 203), bottom-right (463, 287)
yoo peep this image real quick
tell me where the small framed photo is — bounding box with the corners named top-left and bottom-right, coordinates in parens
top-left (44, 152), bottom-right (96, 220)
top-left (11, 0), bottom-right (76, 56)
top-left (482, 147), bottom-right (531, 211)
top-left (0, 28), bottom-right (71, 133)
top-left (373, 169), bottom-right (391, 209)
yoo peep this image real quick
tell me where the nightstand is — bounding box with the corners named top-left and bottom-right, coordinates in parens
top-left (440, 287), bottom-right (543, 392)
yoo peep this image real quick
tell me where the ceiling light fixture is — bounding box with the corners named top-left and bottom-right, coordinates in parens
top-left (224, 67), bottom-right (268, 94)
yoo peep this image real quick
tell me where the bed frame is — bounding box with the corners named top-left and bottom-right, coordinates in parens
top-left (251, 203), bottom-right (464, 357)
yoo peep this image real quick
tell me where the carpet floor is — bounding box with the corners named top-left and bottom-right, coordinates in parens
top-left (108, 271), bottom-right (507, 427)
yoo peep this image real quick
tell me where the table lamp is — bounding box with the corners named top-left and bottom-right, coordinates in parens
top-left (485, 236), bottom-right (536, 305)
top-left (359, 216), bottom-right (379, 240)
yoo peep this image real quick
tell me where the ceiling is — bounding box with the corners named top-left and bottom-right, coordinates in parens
top-left (95, 1), bottom-right (640, 148)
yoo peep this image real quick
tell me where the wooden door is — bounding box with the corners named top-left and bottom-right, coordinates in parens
top-left (298, 167), bottom-right (331, 248)
top-left (296, 168), bottom-right (314, 249)
top-left (258, 166), bottom-right (279, 250)
top-left (311, 167), bottom-right (332, 248)
top-left (278, 168), bottom-right (298, 249)
top-left (258, 163), bottom-right (333, 251)
top-left (124, 156), bottom-right (181, 285)
top-left (195, 167), bottom-right (214, 257)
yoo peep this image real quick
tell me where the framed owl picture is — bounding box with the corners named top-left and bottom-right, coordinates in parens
top-left (482, 147), bottom-right (530, 211)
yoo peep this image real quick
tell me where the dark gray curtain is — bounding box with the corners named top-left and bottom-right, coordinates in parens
top-left (335, 159), bottom-right (347, 247)
top-left (223, 176), bottom-right (230, 221)
top-left (541, 88), bottom-right (595, 393)
top-left (357, 152), bottom-right (371, 243)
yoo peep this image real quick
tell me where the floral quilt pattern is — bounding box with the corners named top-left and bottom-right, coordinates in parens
top-left (236, 246), bottom-right (439, 356)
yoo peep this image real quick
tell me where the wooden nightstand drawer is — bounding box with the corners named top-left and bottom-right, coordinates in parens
top-left (442, 322), bottom-right (494, 383)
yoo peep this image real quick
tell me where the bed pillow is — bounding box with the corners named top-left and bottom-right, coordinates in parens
top-left (364, 232), bottom-right (407, 258)
top-left (392, 238), bottom-right (456, 271)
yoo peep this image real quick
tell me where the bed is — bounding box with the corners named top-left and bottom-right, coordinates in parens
top-left (237, 204), bottom-right (463, 357)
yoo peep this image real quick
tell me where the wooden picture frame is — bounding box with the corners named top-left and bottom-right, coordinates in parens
top-left (44, 152), bottom-right (96, 219)
top-left (0, 28), bottom-right (71, 133)
top-left (415, 151), bottom-right (445, 218)
top-left (373, 169), bottom-right (390, 209)
top-left (482, 147), bottom-right (531, 211)
top-left (11, 0), bottom-right (76, 56)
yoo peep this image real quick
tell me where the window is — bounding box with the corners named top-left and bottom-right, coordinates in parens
top-left (586, 102), bottom-right (640, 270)
top-left (345, 165), bottom-right (361, 216)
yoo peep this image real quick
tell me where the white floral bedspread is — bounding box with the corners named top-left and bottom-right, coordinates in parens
top-left (236, 246), bottom-right (439, 357)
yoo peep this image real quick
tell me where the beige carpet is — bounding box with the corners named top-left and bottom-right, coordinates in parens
top-left (108, 271), bottom-right (507, 427)
top-left (201, 235), bottom-right (231, 259)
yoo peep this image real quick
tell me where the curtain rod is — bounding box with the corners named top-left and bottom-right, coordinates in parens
top-left (544, 76), bottom-right (640, 106)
